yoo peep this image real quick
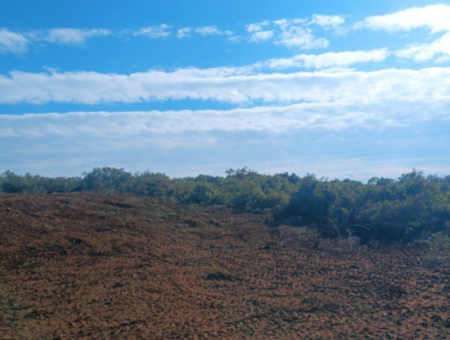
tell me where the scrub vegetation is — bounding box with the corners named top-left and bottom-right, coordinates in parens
top-left (1, 167), bottom-right (450, 244)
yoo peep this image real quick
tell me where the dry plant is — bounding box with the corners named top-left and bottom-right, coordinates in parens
top-left (329, 218), bottom-right (360, 251)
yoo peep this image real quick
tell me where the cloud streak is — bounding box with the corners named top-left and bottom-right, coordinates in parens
top-left (255, 49), bottom-right (388, 69)
top-left (396, 33), bottom-right (450, 63)
top-left (0, 29), bottom-right (29, 54)
top-left (354, 4), bottom-right (450, 33)
top-left (2, 67), bottom-right (449, 107)
top-left (132, 25), bottom-right (172, 38)
top-left (195, 26), bottom-right (233, 36)
top-left (0, 23), bottom-right (237, 54)
top-left (1, 94), bottom-right (448, 138)
top-left (43, 28), bottom-right (112, 44)
top-left (309, 14), bottom-right (345, 29)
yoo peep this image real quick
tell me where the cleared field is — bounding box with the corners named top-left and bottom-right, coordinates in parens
top-left (0, 194), bottom-right (449, 339)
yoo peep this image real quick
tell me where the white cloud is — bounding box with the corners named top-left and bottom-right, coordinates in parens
top-left (132, 24), bottom-right (172, 38)
top-left (309, 14), bottom-right (345, 28)
top-left (246, 21), bottom-right (270, 32)
top-left (396, 32), bottom-right (450, 63)
top-left (354, 5), bottom-right (450, 33)
top-left (435, 56), bottom-right (450, 64)
top-left (250, 16), bottom-right (341, 48)
top-left (195, 26), bottom-right (232, 36)
top-left (1, 84), bottom-right (450, 140)
top-left (177, 27), bottom-right (191, 39)
top-left (249, 30), bottom-right (274, 42)
top-left (227, 36), bottom-right (245, 43)
top-left (273, 18), bottom-right (306, 30)
top-left (276, 26), bottom-right (329, 49)
top-left (2, 106), bottom-right (449, 180)
top-left (45, 28), bottom-right (111, 44)
top-left (1, 67), bottom-right (450, 112)
top-left (255, 49), bottom-right (389, 69)
top-left (196, 26), bottom-right (220, 35)
top-left (0, 28), bottom-right (29, 54)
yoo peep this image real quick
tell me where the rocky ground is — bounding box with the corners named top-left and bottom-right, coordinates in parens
top-left (0, 194), bottom-right (449, 339)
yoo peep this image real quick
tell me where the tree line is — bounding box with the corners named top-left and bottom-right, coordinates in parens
top-left (1, 167), bottom-right (450, 243)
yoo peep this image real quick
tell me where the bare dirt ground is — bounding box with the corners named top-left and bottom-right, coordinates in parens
top-left (0, 194), bottom-right (449, 339)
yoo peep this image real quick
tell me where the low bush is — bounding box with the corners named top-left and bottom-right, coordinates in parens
top-left (2, 167), bottom-right (450, 244)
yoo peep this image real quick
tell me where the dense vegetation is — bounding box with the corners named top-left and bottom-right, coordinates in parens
top-left (1, 167), bottom-right (450, 243)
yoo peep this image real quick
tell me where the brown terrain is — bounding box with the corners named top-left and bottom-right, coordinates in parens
top-left (0, 194), bottom-right (449, 339)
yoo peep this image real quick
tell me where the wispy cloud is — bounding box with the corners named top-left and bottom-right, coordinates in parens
top-left (43, 28), bottom-right (111, 44)
top-left (273, 18), bottom-right (307, 30)
top-left (249, 30), bottom-right (274, 42)
top-left (354, 4), bottom-right (450, 33)
top-left (132, 24), bottom-right (172, 38)
top-left (195, 26), bottom-right (233, 36)
top-left (1, 23), bottom-right (237, 52)
top-left (309, 14), bottom-right (348, 35)
top-left (177, 27), bottom-right (192, 39)
top-left (309, 14), bottom-right (345, 28)
top-left (255, 49), bottom-right (388, 69)
top-left (244, 16), bottom-right (342, 48)
top-left (0, 28), bottom-right (112, 53)
top-left (0, 13), bottom-right (344, 54)
top-left (246, 21), bottom-right (270, 32)
top-left (0, 28), bottom-right (29, 54)
top-left (276, 26), bottom-right (329, 49)
top-left (227, 36), bottom-right (245, 43)
top-left (396, 33), bottom-right (450, 64)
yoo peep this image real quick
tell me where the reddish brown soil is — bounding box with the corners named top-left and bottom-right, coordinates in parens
top-left (0, 194), bottom-right (449, 340)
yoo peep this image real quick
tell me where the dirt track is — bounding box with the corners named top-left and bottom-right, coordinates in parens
top-left (0, 194), bottom-right (449, 339)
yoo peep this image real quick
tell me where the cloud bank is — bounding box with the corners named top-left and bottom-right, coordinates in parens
top-left (1, 67), bottom-right (449, 107)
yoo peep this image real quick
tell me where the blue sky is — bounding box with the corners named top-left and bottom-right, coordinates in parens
top-left (1, 0), bottom-right (450, 180)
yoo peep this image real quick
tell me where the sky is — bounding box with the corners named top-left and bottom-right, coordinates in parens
top-left (1, 0), bottom-right (450, 181)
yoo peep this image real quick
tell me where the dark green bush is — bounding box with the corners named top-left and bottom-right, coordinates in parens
top-left (1, 167), bottom-right (449, 243)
